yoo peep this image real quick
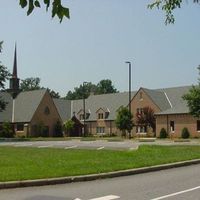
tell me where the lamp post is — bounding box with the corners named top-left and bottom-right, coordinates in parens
top-left (83, 81), bottom-right (88, 137)
top-left (125, 61), bottom-right (131, 113)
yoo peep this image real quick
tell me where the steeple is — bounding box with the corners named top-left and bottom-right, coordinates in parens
top-left (8, 44), bottom-right (20, 98)
top-left (12, 44), bottom-right (18, 78)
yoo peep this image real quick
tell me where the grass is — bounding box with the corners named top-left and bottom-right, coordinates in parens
top-left (1, 145), bottom-right (200, 182)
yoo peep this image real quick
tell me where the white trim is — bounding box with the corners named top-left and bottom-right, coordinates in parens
top-left (12, 99), bottom-right (15, 123)
top-left (164, 92), bottom-right (172, 108)
top-left (71, 100), bottom-right (73, 117)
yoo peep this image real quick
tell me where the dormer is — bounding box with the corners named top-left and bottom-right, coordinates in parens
top-left (77, 109), bottom-right (90, 120)
top-left (96, 107), bottom-right (110, 120)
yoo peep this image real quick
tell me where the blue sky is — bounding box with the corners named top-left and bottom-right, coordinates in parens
top-left (0, 1), bottom-right (200, 97)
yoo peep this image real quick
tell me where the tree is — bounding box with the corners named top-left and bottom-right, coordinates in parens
top-left (115, 106), bottom-right (134, 138)
top-left (136, 106), bottom-right (156, 133)
top-left (148, 0), bottom-right (200, 24)
top-left (20, 77), bottom-right (41, 91)
top-left (63, 119), bottom-right (74, 136)
top-left (65, 79), bottom-right (118, 100)
top-left (0, 42), bottom-right (10, 112)
top-left (47, 88), bottom-right (60, 98)
top-left (0, 121), bottom-right (14, 138)
top-left (18, 0), bottom-right (70, 22)
top-left (96, 79), bottom-right (118, 94)
top-left (183, 66), bottom-right (200, 118)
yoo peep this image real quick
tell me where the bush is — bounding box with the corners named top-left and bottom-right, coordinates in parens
top-left (160, 128), bottom-right (168, 139)
top-left (0, 122), bottom-right (15, 138)
top-left (181, 127), bottom-right (190, 139)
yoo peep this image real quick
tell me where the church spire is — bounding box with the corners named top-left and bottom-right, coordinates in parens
top-left (8, 44), bottom-right (20, 98)
top-left (12, 43), bottom-right (17, 78)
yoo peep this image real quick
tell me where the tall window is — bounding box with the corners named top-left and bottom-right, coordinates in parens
top-left (197, 120), bottom-right (200, 131)
top-left (98, 113), bottom-right (104, 119)
top-left (79, 114), bottom-right (84, 120)
top-left (140, 92), bottom-right (143, 100)
top-left (170, 121), bottom-right (175, 132)
top-left (96, 127), bottom-right (105, 134)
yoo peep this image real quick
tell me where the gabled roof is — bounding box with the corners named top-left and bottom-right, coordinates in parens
top-left (0, 92), bottom-right (13, 122)
top-left (72, 92), bottom-right (136, 121)
top-left (155, 85), bottom-right (192, 115)
top-left (0, 89), bottom-right (47, 123)
top-left (53, 98), bottom-right (71, 122)
top-left (14, 89), bottom-right (47, 122)
top-left (142, 88), bottom-right (171, 111)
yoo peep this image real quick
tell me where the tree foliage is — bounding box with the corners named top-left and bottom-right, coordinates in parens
top-left (47, 88), bottom-right (60, 98)
top-left (115, 106), bottom-right (134, 137)
top-left (65, 79), bottom-right (118, 100)
top-left (148, 0), bottom-right (200, 24)
top-left (183, 66), bottom-right (200, 118)
top-left (19, 0), bottom-right (70, 22)
top-left (20, 77), bottom-right (41, 91)
top-left (0, 42), bottom-right (10, 112)
top-left (63, 119), bottom-right (74, 136)
top-left (136, 106), bottom-right (156, 131)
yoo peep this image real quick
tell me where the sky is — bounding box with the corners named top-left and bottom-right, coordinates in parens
top-left (0, 1), bottom-right (200, 97)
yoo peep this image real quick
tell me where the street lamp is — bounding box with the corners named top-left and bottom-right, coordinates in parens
top-left (83, 81), bottom-right (89, 137)
top-left (125, 61), bottom-right (132, 113)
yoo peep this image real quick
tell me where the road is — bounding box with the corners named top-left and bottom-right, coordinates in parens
top-left (0, 164), bottom-right (200, 200)
top-left (0, 139), bottom-right (199, 151)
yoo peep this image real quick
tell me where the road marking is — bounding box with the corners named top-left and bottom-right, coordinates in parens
top-left (14, 144), bottom-right (33, 147)
top-left (38, 145), bottom-right (53, 148)
top-left (97, 146), bottom-right (105, 150)
top-left (74, 195), bottom-right (120, 200)
top-left (89, 195), bottom-right (120, 200)
top-left (64, 145), bottom-right (77, 149)
top-left (151, 185), bottom-right (200, 200)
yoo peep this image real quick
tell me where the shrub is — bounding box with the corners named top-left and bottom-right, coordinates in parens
top-left (160, 128), bottom-right (168, 139)
top-left (53, 120), bottom-right (63, 137)
top-left (181, 127), bottom-right (190, 139)
top-left (0, 122), bottom-right (14, 138)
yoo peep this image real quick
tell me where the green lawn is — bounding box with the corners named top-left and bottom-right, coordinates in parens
top-left (0, 145), bottom-right (200, 182)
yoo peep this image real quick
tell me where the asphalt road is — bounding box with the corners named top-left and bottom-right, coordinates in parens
top-left (0, 164), bottom-right (200, 200)
top-left (0, 139), bottom-right (199, 151)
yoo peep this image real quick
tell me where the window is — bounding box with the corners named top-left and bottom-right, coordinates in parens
top-left (79, 114), bottom-right (84, 120)
top-left (96, 127), bottom-right (105, 134)
top-left (140, 92), bottom-right (143, 100)
top-left (197, 120), bottom-right (200, 131)
top-left (170, 121), bottom-right (175, 132)
top-left (137, 108), bottom-right (143, 115)
top-left (17, 124), bottom-right (24, 131)
top-left (98, 113), bottom-right (104, 119)
top-left (136, 126), bottom-right (147, 133)
top-left (44, 106), bottom-right (50, 115)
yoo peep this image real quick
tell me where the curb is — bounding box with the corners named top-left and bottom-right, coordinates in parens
top-left (1, 159), bottom-right (200, 190)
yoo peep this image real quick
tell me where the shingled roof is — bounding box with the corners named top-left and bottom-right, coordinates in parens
top-left (0, 89), bottom-right (47, 123)
top-left (155, 85), bottom-right (192, 115)
top-left (72, 92), bottom-right (136, 121)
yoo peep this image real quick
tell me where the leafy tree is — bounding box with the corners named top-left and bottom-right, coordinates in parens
top-left (65, 79), bottom-right (118, 100)
top-left (20, 77), bottom-right (41, 91)
top-left (115, 106), bottom-right (134, 138)
top-left (0, 122), bottom-right (14, 138)
top-left (47, 88), bottom-right (60, 98)
top-left (96, 79), bottom-right (118, 94)
top-left (148, 0), bottom-right (200, 24)
top-left (18, 0), bottom-right (69, 22)
top-left (136, 106), bottom-right (156, 132)
top-left (183, 66), bottom-right (200, 118)
top-left (63, 119), bottom-right (74, 136)
top-left (0, 42), bottom-right (11, 112)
